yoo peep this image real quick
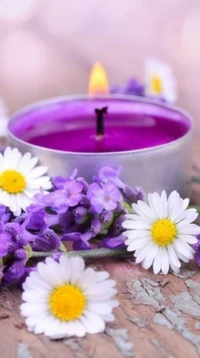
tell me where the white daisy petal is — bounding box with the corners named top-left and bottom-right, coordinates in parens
top-left (88, 288), bottom-right (118, 301)
top-left (21, 303), bottom-right (48, 317)
top-left (179, 235), bottom-right (197, 245)
top-left (142, 244), bottom-right (159, 270)
top-left (123, 229), bottom-right (149, 239)
top-left (173, 240), bottom-right (193, 259)
top-left (25, 312), bottom-right (49, 328)
top-left (77, 268), bottom-right (98, 290)
top-left (135, 242), bottom-right (155, 264)
top-left (96, 271), bottom-right (110, 282)
top-left (175, 208), bottom-right (198, 224)
top-left (133, 201), bottom-right (156, 220)
top-left (27, 166), bottom-right (48, 179)
top-left (161, 248), bottom-right (170, 275)
top-left (69, 256), bottom-right (85, 284)
top-left (167, 245), bottom-right (181, 268)
top-left (87, 302), bottom-right (113, 315)
top-left (153, 247), bottom-right (162, 274)
top-left (21, 256), bottom-right (118, 338)
top-left (126, 236), bottom-right (151, 252)
top-left (122, 220), bottom-right (149, 230)
top-left (34, 315), bottom-right (57, 335)
top-left (80, 311), bottom-right (105, 334)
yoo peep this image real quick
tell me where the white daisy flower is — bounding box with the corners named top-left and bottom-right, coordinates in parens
top-left (20, 256), bottom-right (118, 339)
top-left (122, 190), bottom-right (200, 275)
top-left (144, 58), bottom-right (177, 103)
top-left (0, 147), bottom-right (52, 216)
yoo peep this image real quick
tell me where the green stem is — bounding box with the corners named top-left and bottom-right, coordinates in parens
top-left (32, 247), bottom-right (130, 260)
top-left (192, 176), bottom-right (200, 183)
top-left (189, 205), bottom-right (200, 213)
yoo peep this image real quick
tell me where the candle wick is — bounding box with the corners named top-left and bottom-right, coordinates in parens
top-left (95, 106), bottom-right (108, 140)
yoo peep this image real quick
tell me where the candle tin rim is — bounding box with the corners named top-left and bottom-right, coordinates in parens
top-left (8, 94), bottom-right (193, 156)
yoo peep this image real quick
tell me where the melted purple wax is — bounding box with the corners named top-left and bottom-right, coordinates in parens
top-left (9, 97), bottom-right (191, 153)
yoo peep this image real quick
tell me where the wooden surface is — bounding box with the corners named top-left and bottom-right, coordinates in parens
top-left (0, 165), bottom-right (200, 358)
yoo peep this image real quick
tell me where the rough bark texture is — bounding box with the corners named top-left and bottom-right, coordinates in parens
top-left (1, 151), bottom-right (200, 357)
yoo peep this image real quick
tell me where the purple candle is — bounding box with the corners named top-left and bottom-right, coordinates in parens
top-left (10, 96), bottom-right (189, 153)
top-left (8, 63), bottom-right (193, 195)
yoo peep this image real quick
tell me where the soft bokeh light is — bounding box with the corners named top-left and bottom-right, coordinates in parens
top-left (0, 31), bottom-right (47, 80)
top-left (181, 9), bottom-right (200, 64)
top-left (40, 0), bottom-right (92, 35)
top-left (0, 0), bottom-right (39, 23)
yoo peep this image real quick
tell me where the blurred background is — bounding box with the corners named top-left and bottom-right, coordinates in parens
top-left (0, 0), bottom-right (199, 138)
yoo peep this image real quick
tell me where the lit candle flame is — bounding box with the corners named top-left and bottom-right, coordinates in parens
top-left (88, 62), bottom-right (109, 96)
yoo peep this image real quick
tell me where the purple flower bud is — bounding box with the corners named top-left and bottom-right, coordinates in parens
top-left (124, 78), bottom-right (144, 96)
top-left (110, 78), bottom-right (144, 97)
top-left (108, 215), bottom-right (125, 237)
top-left (0, 233), bottom-right (10, 258)
top-left (91, 217), bottom-right (102, 235)
top-left (5, 223), bottom-right (29, 246)
top-left (53, 176), bottom-right (68, 189)
top-left (194, 252), bottom-right (200, 267)
top-left (73, 239), bottom-right (92, 251)
top-left (51, 252), bottom-right (63, 262)
top-left (59, 210), bottom-right (74, 230)
top-left (73, 206), bottom-right (88, 224)
top-left (101, 210), bottom-right (113, 223)
top-left (25, 206), bottom-right (47, 231)
top-left (101, 234), bottom-right (126, 249)
top-left (44, 229), bottom-right (62, 248)
top-left (123, 185), bottom-right (145, 204)
top-left (33, 229), bottom-right (62, 251)
top-left (77, 177), bottom-right (89, 191)
top-left (98, 167), bottom-right (125, 189)
top-left (15, 249), bottom-right (27, 260)
top-left (62, 232), bottom-right (82, 242)
top-left (79, 195), bottom-right (91, 208)
top-left (0, 205), bottom-right (11, 224)
top-left (2, 260), bottom-right (26, 285)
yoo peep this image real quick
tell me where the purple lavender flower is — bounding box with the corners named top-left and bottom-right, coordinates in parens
top-left (5, 222), bottom-right (34, 247)
top-left (125, 79), bottom-right (144, 96)
top-left (15, 248), bottom-right (27, 260)
top-left (46, 179), bottom-right (83, 213)
top-left (73, 206), bottom-right (88, 224)
top-left (99, 167), bottom-right (125, 189)
top-left (24, 204), bottom-right (59, 230)
top-left (2, 260), bottom-right (27, 285)
top-left (53, 176), bottom-right (68, 190)
top-left (32, 229), bottom-right (64, 252)
top-left (102, 234), bottom-right (126, 249)
top-left (62, 231), bottom-right (92, 251)
top-left (87, 181), bottom-right (121, 214)
top-left (0, 205), bottom-right (11, 224)
top-left (122, 185), bottom-right (145, 204)
top-left (193, 235), bottom-right (200, 267)
top-left (0, 233), bottom-right (10, 257)
top-left (110, 78), bottom-right (144, 96)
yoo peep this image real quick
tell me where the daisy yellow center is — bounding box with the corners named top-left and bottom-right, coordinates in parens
top-left (151, 218), bottom-right (177, 246)
top-left (49, 284), bottom-right (86, 321)
top-left (151, 75), bottom-right (162, 94)
top-left (0, 170), bottom-right (26, 194)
